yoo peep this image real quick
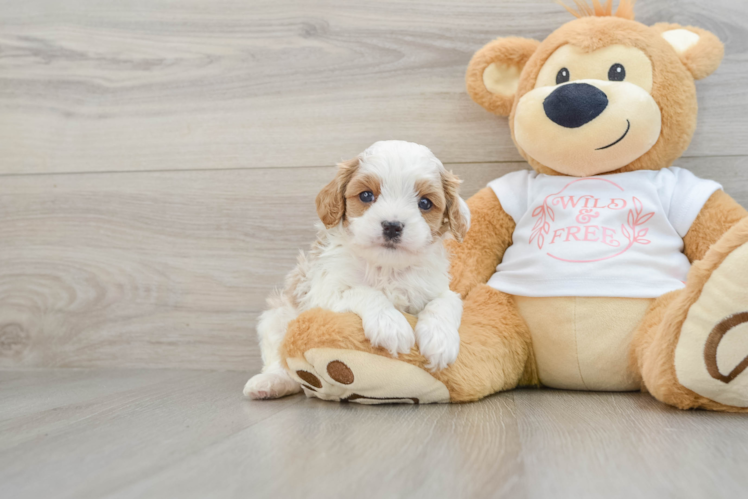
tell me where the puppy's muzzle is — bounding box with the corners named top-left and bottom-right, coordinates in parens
top-left (381, 221), bottom-right (404, 242)
top-left (544, 83), bottom-right (608, 128)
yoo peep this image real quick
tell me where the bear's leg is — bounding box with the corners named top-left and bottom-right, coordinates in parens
top-left (632, 218), bottom-right (748, 411)
top-left (281, 284), bottom-right (535, 404)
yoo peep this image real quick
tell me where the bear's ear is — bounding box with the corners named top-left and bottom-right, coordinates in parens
top-left (466, 37), bottom-right (540, 116)
top-left (654, 23), bottom-right (725, 80)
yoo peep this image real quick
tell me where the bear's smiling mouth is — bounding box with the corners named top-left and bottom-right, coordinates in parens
top-left (596, 119), bottom-right (631, 150)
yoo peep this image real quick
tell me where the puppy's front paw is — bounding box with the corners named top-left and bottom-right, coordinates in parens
top-left (415, 313), bottom-right (460, 371)
top-left (362, 308), bottom-right (415, 357)
top-left (243, 369), bottom-right (301, 400)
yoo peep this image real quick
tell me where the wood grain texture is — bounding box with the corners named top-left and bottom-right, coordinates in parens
top-left (0, 0), bottom-right (746, 175)
top-left (118, 391), bottom-right (525, 498)
top-left (2, 370), bottom-right (748, 498)
top-left (0, 369), bottom-right (298, 497)
top-left (0, 162), bottom-right (516, 370)
top-left (513, 390), bottom-right (748, 498)
top-left (1, 158), bottom-right (747, 371)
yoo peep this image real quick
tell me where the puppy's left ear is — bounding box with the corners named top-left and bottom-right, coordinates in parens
top-left (316, 157), bottom-right (359, 228)
top-left (441, 170), bottom-right (471, 242)
top-left (654, 23), bottom-right (724, 80)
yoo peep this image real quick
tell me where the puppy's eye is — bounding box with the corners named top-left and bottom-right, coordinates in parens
top-left (418, 197), bottom-right (433, 211)
top-left (359, 191), bottom-right (374, 203)
top-left (556, 68), bottom-right (570, 84)
top-left (608, 63), bottom-right (626, 81)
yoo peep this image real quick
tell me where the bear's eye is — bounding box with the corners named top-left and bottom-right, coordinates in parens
top-left (556, 68), bottom-right (570, 84)
top-left (418, 197), bottom-right (433, 211)
top-left (608, 63), bottom-right (626, 81)
top-left (359, 191), bottom-right (374, 203)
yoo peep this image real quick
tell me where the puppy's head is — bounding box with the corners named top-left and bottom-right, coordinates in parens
top-left (316, 141), bottom-right (470, 262)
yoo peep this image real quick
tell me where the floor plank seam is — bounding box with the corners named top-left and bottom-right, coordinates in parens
top-left (0, 155), bottom-right (744, 179)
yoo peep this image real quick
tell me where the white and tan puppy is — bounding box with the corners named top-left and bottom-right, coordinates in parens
top-left (244, 140), bottom-right (471, 400)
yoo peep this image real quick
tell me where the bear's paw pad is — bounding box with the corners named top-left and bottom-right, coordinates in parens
top-left (676, 241), bottom-right (748, 407)
top-left (286, 348), bottom-right (451, 404)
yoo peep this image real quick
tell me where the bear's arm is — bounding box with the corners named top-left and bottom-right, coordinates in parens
top-left (683, 190), bottom-right (748, 262)
top-left (445, 187), bottom-right (516, 298)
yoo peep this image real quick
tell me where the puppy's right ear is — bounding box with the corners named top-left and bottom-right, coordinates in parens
top-left (316, 157), bottom-right (360, 228)
top-left (441, 170), bottom-right (471, 242)
top-left (466, 37), bottom-right (540, 117)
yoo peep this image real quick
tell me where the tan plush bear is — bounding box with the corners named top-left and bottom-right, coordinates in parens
top-left (279, 0), bottom-right (748, 411)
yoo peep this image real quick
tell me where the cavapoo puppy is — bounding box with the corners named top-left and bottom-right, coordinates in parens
top-left (244, 140), bottom-right (471, 399)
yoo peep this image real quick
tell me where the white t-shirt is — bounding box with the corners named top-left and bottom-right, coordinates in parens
top-left (487, 167), bottom-right (722, 298)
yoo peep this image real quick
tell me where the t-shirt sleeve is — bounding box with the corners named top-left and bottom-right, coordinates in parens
top-left (664, 167), bottom-right (723, 237)
top-left (487, 169), bottom-right (533, 224)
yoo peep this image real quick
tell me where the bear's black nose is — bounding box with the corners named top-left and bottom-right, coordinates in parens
top-left (543, 83), bottom-right (608, 128)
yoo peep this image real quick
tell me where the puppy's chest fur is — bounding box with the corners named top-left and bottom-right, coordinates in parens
top-left (285, 228), bottom-right (450, 315)
top-left (358, 265), bottom-right (434, 314)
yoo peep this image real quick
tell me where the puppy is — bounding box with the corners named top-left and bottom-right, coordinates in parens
top-left (244, 140), bottom-right (471, 400)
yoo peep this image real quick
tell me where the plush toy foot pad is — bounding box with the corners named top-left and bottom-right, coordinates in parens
top-left (676, 241), bottom-right (748, 407)
top-left (286, 348), bottom-right (451, 404)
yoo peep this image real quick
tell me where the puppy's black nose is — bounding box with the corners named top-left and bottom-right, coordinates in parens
top-left (543, 83), bottom-right (608, 128)
top-left (381, 221), bottom-right (404, 241)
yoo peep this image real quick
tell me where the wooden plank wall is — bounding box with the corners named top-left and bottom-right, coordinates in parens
top-left (1, 0), bottom-right (747, 370)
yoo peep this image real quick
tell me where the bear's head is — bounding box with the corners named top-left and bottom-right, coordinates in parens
top-left (466, 0), bottom-right (724, 177)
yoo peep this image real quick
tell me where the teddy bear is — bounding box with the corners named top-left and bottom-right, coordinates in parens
top-left (277, 0), bottom-right (748, 411)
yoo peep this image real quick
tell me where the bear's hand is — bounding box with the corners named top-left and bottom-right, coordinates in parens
top-left (286, 347), bottom-right (451, 404)
top-left (281, 285), bottom-right (533, 405)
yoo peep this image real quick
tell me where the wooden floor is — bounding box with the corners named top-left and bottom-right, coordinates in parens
top-left (2, 368), bottom-right (748, 498)
top-left (2, 1), bottom-right (748, 498)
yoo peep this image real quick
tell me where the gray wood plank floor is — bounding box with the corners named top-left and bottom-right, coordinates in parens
top-left (2, 369), bottom-right (748, 498)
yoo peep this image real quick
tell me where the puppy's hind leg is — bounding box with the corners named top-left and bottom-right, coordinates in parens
top-left (244, 363), bottom-right (300, 400)
top-left (244, 303), bottom-right (302, 400)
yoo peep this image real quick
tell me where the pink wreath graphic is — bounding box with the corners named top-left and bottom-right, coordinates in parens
top-left (621, 197), bottom-right (653, 245)
top-left (529, 200), bottom-right (554, 249)
top-left (530, 178), bottom-right (623, 250)
top-left (528, 178), bottom-right (654, 263)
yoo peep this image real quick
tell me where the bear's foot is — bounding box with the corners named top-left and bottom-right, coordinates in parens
top-left (675, 238), bottom-right (748, 408)
top-left (286, 348), bottom-right (451, 404)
